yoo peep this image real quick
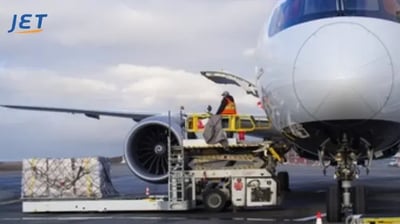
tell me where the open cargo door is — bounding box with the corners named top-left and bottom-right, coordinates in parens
top-left (200, 71), bottom-right (258, 98)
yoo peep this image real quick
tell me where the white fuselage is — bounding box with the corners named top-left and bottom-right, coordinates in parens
top-left (255, 1), bottom-right (400, 156)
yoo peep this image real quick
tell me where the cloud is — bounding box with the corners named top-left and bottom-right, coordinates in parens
top-left (43, 1), bottom-right (273, 47)
top-left (243, 48), bottom-right (256, 58)
top-left (0, 64), bottom-right (258, 111)
top-left (1, 0), bottom-right (277, 75)
top-left (0, 0), bottom-right (277, 160)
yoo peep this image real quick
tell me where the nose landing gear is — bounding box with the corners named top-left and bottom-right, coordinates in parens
top-left (322, 134), bottom-right (367, 222)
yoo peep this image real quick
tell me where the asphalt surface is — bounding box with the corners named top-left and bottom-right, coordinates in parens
top-left (0, 160), bottom-right (400, 224)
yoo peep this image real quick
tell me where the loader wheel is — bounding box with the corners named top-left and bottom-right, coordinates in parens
top-left (203, 189), bottom-right (227, 212)
top-left (278, 171), bottom-right (290, 192)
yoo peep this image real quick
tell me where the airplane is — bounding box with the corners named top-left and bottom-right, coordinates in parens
top-left (2, 0), bottom-right (400, 222)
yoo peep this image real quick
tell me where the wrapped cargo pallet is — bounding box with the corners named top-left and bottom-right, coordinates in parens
top-left (22, 157), bottom-right (118, 199)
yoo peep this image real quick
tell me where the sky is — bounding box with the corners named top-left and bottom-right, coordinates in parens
top-left (0, 0), bottom-right (277, 161)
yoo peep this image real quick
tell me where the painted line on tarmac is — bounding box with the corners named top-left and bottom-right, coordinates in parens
top-left (0, 199), bottom-right (21, 205)
top-left (0, 216), bottom-right (277, 222)
top-left (22, 217), bottom-right (113, 221)
top-left (0, 215), bottom-right (322, 222)
top-left (246, 217), bottom-right (276, 222)
top-left (1, 217), bottom-right (161, 221)
top-left (293, 213), bottom-right (326, 222)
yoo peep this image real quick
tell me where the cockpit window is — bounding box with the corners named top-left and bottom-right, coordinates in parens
top-left (303, 0), bottom-right (338, 15)
top-left (269, 0), bottom-right (400, 37)
top-left (344, 0), bottom-right (379, 11)
top-left (268, 0), bottom-right (337, 37)
top-left (343, 0), bottom-right (400, 21)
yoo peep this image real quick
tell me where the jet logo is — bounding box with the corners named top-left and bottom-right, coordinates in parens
top-left (8, 14), bottom-right (48, 34)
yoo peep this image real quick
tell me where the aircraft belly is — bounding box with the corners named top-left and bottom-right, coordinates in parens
top-left (287, 120), bottom-right (400, 160)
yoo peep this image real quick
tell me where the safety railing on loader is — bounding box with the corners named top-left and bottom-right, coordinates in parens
top-left (185, 113), bottom-right (271, 133)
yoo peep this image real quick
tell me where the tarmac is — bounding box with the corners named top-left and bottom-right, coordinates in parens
top-left (0, 159), bottom-right (399, 224)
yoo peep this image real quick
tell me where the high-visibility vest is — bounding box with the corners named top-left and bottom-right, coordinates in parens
top-left (221, 97), bottom-right (237, 115)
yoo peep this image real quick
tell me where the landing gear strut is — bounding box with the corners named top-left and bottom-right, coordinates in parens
top-left (323, 134), bottom-right (367, 222)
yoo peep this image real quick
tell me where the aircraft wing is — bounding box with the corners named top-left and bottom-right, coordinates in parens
top-left (1, 105), bottom-right (155, 122)
top-left (200, 71), bottom-right (259, 97)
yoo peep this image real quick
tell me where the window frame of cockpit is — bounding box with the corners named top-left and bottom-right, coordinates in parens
top-left (268, 0), bottom-right (400, 38)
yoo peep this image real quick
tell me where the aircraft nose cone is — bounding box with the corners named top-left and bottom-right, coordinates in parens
top-left (293, 22), bottom-right (394, 125)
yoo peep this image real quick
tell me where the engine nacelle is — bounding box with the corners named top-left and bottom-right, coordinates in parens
top-left (124, 115), bottom-right (184, 183)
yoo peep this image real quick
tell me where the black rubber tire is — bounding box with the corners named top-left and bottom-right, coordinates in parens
top-left (203, 189), bottom-right (227, 212)
top-left (327, 185), bottom-right (342, 222)
top-left (352, 185), bottom-right (366, 214)
top-left (277, 171), bottom-right (290, 192)
top-left (185, 187), bottom-right (193, 201)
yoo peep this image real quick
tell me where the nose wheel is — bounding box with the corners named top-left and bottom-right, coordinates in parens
top-left (327, 184), bottom-right (366, 222)
top-left (323, 134), bottom-right (367, 222)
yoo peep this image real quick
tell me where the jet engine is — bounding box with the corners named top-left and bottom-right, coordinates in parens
top-left (124, 115), bottom-right (183, 183)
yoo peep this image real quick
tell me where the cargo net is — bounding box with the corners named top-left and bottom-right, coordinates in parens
top-left (22, 157), bottom-right (119, 199)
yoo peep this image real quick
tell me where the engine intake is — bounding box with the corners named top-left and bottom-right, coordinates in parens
top-left (124, 116), bottom-right (183, 183)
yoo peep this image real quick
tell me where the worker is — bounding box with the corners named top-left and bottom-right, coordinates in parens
top-left (216, 91), bottom-right (237, 138)
top-left (216, 91), bottom-right (237, 115)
